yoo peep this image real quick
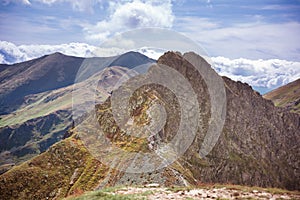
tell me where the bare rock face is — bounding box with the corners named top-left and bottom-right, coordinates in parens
top-left (0, 51), bottom-right (299, 200)
top-left (91, 51), bottom-right (300, 190)
top-left (157, 52), bottom-right (299, 190)
top-left (193, 77), bottom-right (299, 189)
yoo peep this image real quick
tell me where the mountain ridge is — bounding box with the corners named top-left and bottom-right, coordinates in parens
top-left (0, 51), bottom-right (298, 200)
top-left (0, 51), bottom-right (155, 114)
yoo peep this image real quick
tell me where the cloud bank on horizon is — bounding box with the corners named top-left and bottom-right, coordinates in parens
top-left (0, 40), bottom-right (299, 94)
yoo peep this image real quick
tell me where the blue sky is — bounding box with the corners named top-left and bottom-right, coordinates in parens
top-left (0, 0), bottom-right (300, 93)
top-left (1, 0), bottom-right (300, 60)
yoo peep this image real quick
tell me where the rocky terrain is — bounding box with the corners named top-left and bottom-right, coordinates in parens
top-left (0, 52), bottom-right (299, 200)
top-left (66, 184), bottom-right (300, 200)
top-left (264, 78), bottom-right (300, 114)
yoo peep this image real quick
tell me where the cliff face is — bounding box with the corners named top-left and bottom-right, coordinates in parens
top-left (194, 77), bottom-right (299, 189)
top-left (0, 52), bottom-right (299, 200)
top-left (158, 52), bottom-right (300, 190)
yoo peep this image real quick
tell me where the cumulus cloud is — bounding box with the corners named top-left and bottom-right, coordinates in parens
top-left (0, 54), bottom-right (5, 64)
top-left (0, 40), bottom-right (132, 64)
top-left (137, 47), bottom-right (166, 60)
top-left (135, 47), bottom-right (300, 91)
top-left (0, 41), bottom-right (99, 64)
top-left (3, 0), bottom-right (174, 39)
top-left (212, 56), bottom-right (300, 91)
top-left (84, 0), bottom-right (174, 42)
top-left (0, 41), bottom-right (28, 63)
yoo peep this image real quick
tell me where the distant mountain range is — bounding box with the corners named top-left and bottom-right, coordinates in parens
top-left (2, 41), bottom-right (300, 95)
top-left (0, 51), bottom-right (299, 200)
top-left (0, 52), bottom-right (155, 174)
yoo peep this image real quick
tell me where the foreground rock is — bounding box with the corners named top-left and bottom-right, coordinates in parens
top-left (66, 185), bottom-right (300, 200)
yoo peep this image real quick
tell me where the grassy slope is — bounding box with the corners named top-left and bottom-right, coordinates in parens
top-left (2, 133), bottom-right (298, 200)
top-left (0, 66), bottom-right (123, 173)
top-left (0, 88), bottom-right (189, 200)
top-left (0, 65), bottom-right (127, 127)
top-left (263, 78), bottom-right (300, 114)
top-left (0, 90), bottom-right (72, 127)
top-left (0, 135), bottom-right (113, 200)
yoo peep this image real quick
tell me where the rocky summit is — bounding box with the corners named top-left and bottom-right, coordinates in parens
top-left (0, 52), bottom-right (299, 200)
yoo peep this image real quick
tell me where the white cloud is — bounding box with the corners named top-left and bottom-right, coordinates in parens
top-left (19, 42), bottom-right (98, 58)
top-left (0, 40), bottom-right (133, 64)
top-left (134, 46), bottom-right (300, 91)
top-left (0, 41), bottom-right (98, 64)
top-left (212, 56), bottom-right (300, 90)
top-left (137, 47), bottom-right (166, 60)
top-left (0, 41), bottom-right (28, 63)
top-left (2, 0), bottom-right (174, 40)
top-left (84, 0), bottom-right (174, 42)
top-left (0, 54), bottom-right (5, 64)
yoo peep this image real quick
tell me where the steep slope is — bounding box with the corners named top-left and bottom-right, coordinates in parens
top-left (159, 52), bottom-right (299, 190)
top-left (0, 66), bottom-right (135, 174)
top-left (0, 53), bottom-right (83, 114)
top-left (263, 78), bottom-right (300, 114)
top-left (0, 52), bottom-right (299, 200)
top-left (0, 52), bottom-right (155, 174)
top-left (0, 110), bottom-right (72, 174)
top-left (0, 66), bottom-right (131, 128)
top-left (0, 52), bottom-right (154, 115)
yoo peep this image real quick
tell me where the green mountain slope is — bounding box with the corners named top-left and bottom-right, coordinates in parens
top-left (263, 78), bottom-right (300, 114)
top-left (0, 52), bottom-right (155, 174)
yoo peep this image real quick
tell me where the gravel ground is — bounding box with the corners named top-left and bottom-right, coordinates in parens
top-left (110, 185), bottom-right (300, 200)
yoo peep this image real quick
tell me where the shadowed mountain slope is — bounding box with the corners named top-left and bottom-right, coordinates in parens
top-left (0, 52), bottom-right (155, 174)
top-left (0, 52), bottom-right (154, 115)
top-left (0, 53), bottom-right (83, 114)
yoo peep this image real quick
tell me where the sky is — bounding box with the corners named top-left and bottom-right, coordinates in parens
top-left (0, 0), bottom-right (300, 93)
